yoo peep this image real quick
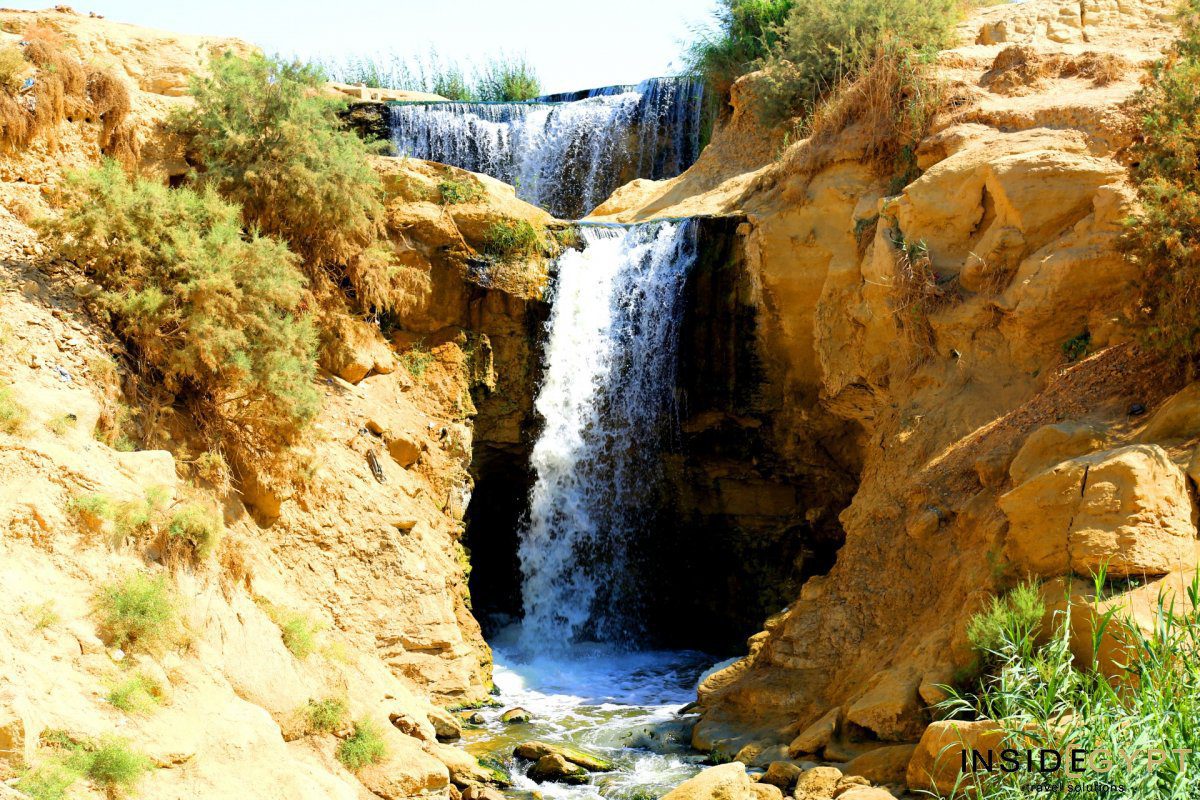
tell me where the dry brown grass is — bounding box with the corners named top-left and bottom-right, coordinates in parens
top-left (0, 36), bottom-right (137, 162)
top-left (981, 45), bottom-right (1133, 95)
top-left (888, 232), bottom-right (956, 363)
top-left (769, 44), bottom-right (951, 200)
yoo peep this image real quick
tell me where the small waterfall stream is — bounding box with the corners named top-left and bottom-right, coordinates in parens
top-left (388, 77), bottom-right (703, 218)
top-left (467, 221), bottom-right (714, 800)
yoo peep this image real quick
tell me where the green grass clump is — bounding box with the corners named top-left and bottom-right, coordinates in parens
top-left (81, 738), bottom-right (152, 792)
top-left (0, 386), bottom-right (28, 434)
top-left (23, 599), bottom-right (60, 631)
top-left (483, 220), bottom-right (541, 261)
top-left (437, 178), bottom-right (481, 205)
top-left (46, 413), bottom-right (76, 436)
top-left (474, 53), bottom-right (540, 101)
top-left (167, 502), bottom-right (224, 559)
top-left (67, 492), bottom-right (115, 531)
top-left (15, 760), bottom-right (80, 800)
top-left (279, 613), bottom-right (319, 659)
top-left (19, 736), bottom-right (152, 799)
top-left (942, 570), bottom-right (1200, 798)
top-left (1124, 0), bottom-right (1200, 358)
top-left (304, 697), bottom-right (348, 733)
top-left (39, 160), bottom-right (320, 461)
top-left (336, 719), bottom-right (387, 771)
top-left (966, 582), bottom-right (1044, 659)
top-left (94, 572), bottom-right (176, 652)
top-left (107, 674), bottom-right (162, 713)
top-left (399, 345), bottom-right (434, 380)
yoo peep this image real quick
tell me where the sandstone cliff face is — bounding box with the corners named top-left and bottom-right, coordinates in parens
top-left (597, 0), bottom-right (1194, 764)
top-left (0, 8), bottom-right (553, 797)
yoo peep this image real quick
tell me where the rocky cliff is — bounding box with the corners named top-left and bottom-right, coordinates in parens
top-left (595, 0), bottom-right (1195, 783)
top-left (0, 7), bottom-right (556, 799)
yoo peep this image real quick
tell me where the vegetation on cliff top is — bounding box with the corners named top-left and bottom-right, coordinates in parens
top-left (1126, 0), bottom-right (1200, 360)
top-left (172, 53), bottom-right (428, 318)
top-left (685, 0), bottom-right (981, 123)
top-left (322, 49), bottom-right (542, 101)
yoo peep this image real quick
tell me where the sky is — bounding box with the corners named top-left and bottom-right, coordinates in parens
top-left (7, 0), bottom-right (721, 94)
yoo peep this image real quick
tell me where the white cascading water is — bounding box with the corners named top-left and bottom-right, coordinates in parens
top-left (517, 220), bottom-right (698, 648)
top-left (388, 77), bottom-right (703, 218)
top-left (474, 220), bottom-right (709, 800)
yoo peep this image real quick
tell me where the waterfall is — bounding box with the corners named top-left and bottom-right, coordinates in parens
top-left (388, 77), bottom-right (704, 219)
top-left (518, 220), bottom-right (698, 647)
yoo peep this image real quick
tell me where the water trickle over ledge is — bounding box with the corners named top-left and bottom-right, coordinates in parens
top-left (387, 77), bottom-right (704, 219)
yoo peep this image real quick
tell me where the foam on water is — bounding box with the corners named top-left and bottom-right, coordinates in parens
top-left (465, 627), bottom-right (713, 800)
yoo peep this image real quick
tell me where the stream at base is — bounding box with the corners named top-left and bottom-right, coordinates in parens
top-left (462, 626), bottom-right (714, 800)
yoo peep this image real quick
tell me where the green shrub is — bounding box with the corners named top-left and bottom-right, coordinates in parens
top-left (0, 386), bottom-right (28, 433)
top-left (107, 674), bottom-right (161, 713)
top-left (966, 582), bottom-right (1044, 658)
top-left (172, 53), bottom-right (425, 315)
top-left (94, 572), bottom-right (176, 652)
top-left (1124, 0), bottom-right (1200, 357)
top-left (14, 760), bottom-right (80, 800)
top-left (279, 613), bottom-right (319, 659)
top-left (398, 345), bottom-right (434, 380)
top-left (942, 572), bottom-right (1200, 798)
top-left (759, 0), bottom-right (960, 121)
top-left (81, 738), bottom-right (152, 792)
top-left (437, 178), bottom-right (481, 205)
top-left (474, 53), bottom-right (541, 101)
top-left (167, 502), bottom-right (224, 559)
top-left (336, 719), bottom-right (387, 770)
top-left (67, 493), bottom-right (115, 531)
top-left (684, 0), bottom-right (794, 101)
top-left (483, 220), bottom-right (542, 261)
top-left (305, 697), bottom-right (348, 733)
top-left (41, 161), bottom-right (320, 459)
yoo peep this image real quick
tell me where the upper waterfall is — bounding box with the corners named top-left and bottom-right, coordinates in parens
top-left (387, 77), bottom-right (704, 219)
top-left (518, 220), bottom-right (698, 647)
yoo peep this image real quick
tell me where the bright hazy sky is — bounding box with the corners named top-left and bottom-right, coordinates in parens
top-left (7, 1), bottom-right (720, 94)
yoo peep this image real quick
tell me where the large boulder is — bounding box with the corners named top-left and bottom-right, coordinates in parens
top-left (527, 753), bottom-right (589, 785)
top-left (844, 670), bottom-right (925, 741)
top-left (906, 720), bottom-right (1004, 796)
top-left (793, 766), bottom-right (843, 800)
top-left (0, 690), bottom-right (42, 769)
top-left (1000, 444), bottom-right (1197, 578)
top-left (662, 763), bottom-right (755, 800)
top-left (842, 744), bottom-right (917, 786)
top-left (788, 707), bottom-right (839, 756)
top-left (1008, 422), bottom-right (1106, 484)
top-left (513, 741), bottom-right (613, 771)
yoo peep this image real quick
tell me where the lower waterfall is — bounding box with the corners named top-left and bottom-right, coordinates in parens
top-left (518, 220), bottom-right (698, 649)
top-left (388, 77), bottom-right (703, 219)
top-left (467, 220), bottom-right (711, 800)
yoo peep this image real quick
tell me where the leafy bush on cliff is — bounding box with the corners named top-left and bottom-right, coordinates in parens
top-left (684, 0), bottom-right (795, 102)
top-left (41, 161), bottom-right (320, 455)
top-left (1125, 0), bottom-right (1200, 358)
top-left (483, 220), bottom-right (542, 261)
top-left (965, 582), bottom-right (1044, 660)
top-left (758, 0), bottom-right (960, 121)
top-left (174, 53), bottom-right (427, 315)
top-left (942, 573), bottom-right (1200, 798)
top-left (337, 720), bottom-right (387, 770)
top-left (94, 572), bottom-right (176, 652)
